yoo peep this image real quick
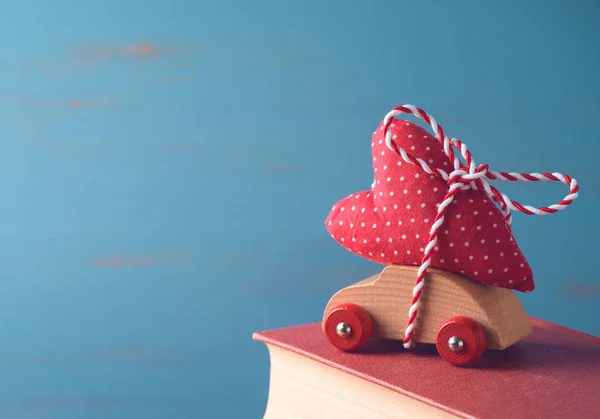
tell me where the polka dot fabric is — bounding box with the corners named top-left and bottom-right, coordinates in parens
top-left (325, 120), bottom-right (534, 292)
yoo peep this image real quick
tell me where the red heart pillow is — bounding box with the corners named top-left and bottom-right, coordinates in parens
top-left (325, 119), bottom-right (534, 292)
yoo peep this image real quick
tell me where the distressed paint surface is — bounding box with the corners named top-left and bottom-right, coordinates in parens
top-left (0, 1), bottom-right (599, 418)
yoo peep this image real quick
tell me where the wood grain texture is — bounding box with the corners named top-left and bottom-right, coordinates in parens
top-left (324, 265), bottom-right (532, 350)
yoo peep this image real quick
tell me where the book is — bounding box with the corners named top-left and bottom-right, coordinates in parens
top-left (253, 317), bottom-right (600, 418)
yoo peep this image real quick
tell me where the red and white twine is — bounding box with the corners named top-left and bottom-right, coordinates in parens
top-left (382, 105), bottom-right (579, 349)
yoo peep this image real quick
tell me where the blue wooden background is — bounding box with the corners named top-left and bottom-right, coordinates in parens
top-left (1, 1), bottom-right (598, 418)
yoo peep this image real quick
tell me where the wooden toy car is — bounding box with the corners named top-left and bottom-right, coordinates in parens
top-left (322, 265), bottom-right (533, 366)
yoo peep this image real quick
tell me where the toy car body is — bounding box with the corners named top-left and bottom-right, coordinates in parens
top-left (322, 265), bottom-right (533, 366)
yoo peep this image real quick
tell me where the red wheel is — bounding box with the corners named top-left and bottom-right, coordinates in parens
top-left (436, 316), bottom-right (487, 366)
top-left (323, 303), bottom-right (373, 351)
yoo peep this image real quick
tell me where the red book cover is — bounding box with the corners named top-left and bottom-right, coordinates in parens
top-left (254, 318), bottom-right (600, 418)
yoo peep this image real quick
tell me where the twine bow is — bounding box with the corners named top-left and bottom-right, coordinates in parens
top-left (381, 105), bottom-right (579, 348)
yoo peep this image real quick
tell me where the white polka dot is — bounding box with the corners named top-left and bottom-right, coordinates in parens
top-left (361, 222), bottom-right (365, 227)
top-left (373, 157), bottom-right (377, 162)
top-left (394, 250), bottom-right (398, 255)
top-left (383, 165), bottom-right (387, 170)
top-left (380, 253), bottom-right (385, 257)
top-left (394, 204), bottom-right (398, 209)
top-left (469, 255), bottom-right (474, 260)
top-left (381, 151), bottom-right (385, 156)
top-left (328, 221), bottom-right (332, 226)
top-left (389, 191), bottom-right (394, 196)
top-left (433, 187), bottom-right (438, 192)
top-left (469, 199), bottom-right (473, 203)
top-left (441, 259), bottom-right (445, 263)
top-left (341, 237), bottom-right (345, 242)
top-left (474, 211), bottom-right (478, 215)
top-left (420, 247), bottom-right (424, 252)
top-left (429, 159), bottom-right (434, 164)
top-left (456, 214), bottom-right (461, 219)
top-left (421, 203), bottom-right (426, 208)
top-left (476, 225), bottom-right (481, 230)
top-left (504, 268), bottom-right (509, 272)
top-left (520, 263), bottom-right (525, 268)
top-left (443, 161), bottom-right (448, 166)
top-left (424, 218), bottom-right (429, 223)
top-left (514, 251), bottom-right (518, 256)
top-left (454, 258), bottom-right (459, 263)
top-left (339, 221), bottom-right (343, 225)
top-left (426, 146), bottom-right (430, 151)
top-left (461, 226), bottom-right (466, 231)
top-left (407, 250), bottom-right (411, 255)
top-left (403, 189), bottom-right (408, 194)
top-left (449, 243), bottom-right (454, 247)
top-left (465, 242), bottom-right (470, 247)
top-left (372, 223), bottom-right (377, 228)
top-left (434, 246), bottom-right (439, 251)
top-left (406, 204), bottom-right (411, 209)
top-left (496, 239), bottom-right (500, 244)
top-left (397, 161), bottom-right (402, 166)
top-left (378, 139), bottom-right (383, 144)
top-left (368, 252), bottom-right (373, 256)
top-left (402, 234), bottom-right (406, 239)
top-left (488, 269), bottom-right (493, 274)
top-left (386, 221), bottom-right (391, 226)
top-left (417, 190), bottom-right (422, 194)
top-left (444, 230), bottom-right (449, 234)
top-left (410, 146), bottom-right (415, 150)
top-left (374, 208), bottom-right (377, 212)
top-left (415, 173), bottom-right (419, 178)
top-left (481, 239), bottom-right (485, 244)
top-left (398, 220), bottom-right (402, 225)
top-left (350, 223), bottom-right (354, 228)
top-left (489, 211), bottom-right (493, 216)
top-left (493, 223), bottom-right (497, 228)
top-left (388, 237), bottom-right (393, 243)
top-left (363, 239), bottom-right (368, 244)
top-left (508, 279), bottom-right (513, 284)
top-left (376, 237), bottom-right (380, 242)
top-left (474, 271), bottom-right (478, 275)
top-left (483, 199), bottom-right (488, 203)
top-left (408, 134), bottom-right (413, 138)
top-left (484, 255), bottom-right (488, 260)
top-left (379, 192), bottom-right (383, 196)
top-left (352, 237), bottom-right (356, 242)
top-left (372, 142), bottom-right (375, 147)
top-left (523, 276), bottom-right (527, 281)
top-left (376, 180), bottom-right (380, 185)
top-left (361, 208), bottom-right (365, 213)
top-left (386, 177), bottom-right (391, 182)
top-left (416, 234), bottom-right (420, 239)
top-left (410, 218), bottom-right (415, 223)
top-left (500, 252), bottom-right (504, 257)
